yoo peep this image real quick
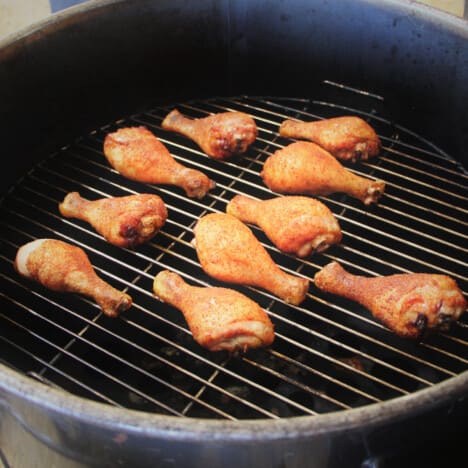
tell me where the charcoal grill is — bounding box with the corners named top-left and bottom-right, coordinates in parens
top-left (0, 1), bottom-right (467, 467)
top-left (2, 92), bottom-right (467, 464)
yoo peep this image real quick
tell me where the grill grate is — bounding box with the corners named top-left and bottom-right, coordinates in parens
top-left (1, 90), bottom-right (467, 420)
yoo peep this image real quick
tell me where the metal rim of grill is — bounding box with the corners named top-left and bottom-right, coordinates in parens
top-left (1, 86), bottom-right (467, 423)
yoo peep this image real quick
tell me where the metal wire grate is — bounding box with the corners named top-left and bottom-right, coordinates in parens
top-left (1, 89), bottom-right (467, 420)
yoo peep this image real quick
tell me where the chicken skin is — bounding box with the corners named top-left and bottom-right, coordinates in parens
top-left (226, 195), bottom-right (342, 257)
top-left (153, 270), bottom-right (274, 352)
top-left (261, 141), bottom-right (385, 205)
top-left (59, 192), bottom-right (167, 248)
top-left (15, 239), bottom-right (132, 317)
top-left (314, 261), bottom-right (466, 339)
top-left (193, 213), bottom-right (309, 305)
top-left (103, 126), bottom-right (215, 198)
top-left (161, 109), bottom-right (257, 159)
top-left (279, 116), bottom-right (381, 162)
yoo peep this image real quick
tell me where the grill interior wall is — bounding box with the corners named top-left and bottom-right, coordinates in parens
top-left (1, 91), bottom-right (467, 420)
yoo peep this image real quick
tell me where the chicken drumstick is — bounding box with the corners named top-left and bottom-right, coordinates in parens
top-left (162, 109), bottom-right (257, 159)
top-left (153, 270), bottom-right (274, 352)
top-left (59, 192), bottom-right (167, 248)
top-left (314, 261), bottom-right (466, 339)
top-left (193, 213), bottom-right (309, 305)
top-left (15, 239), bottom-right (132, 317)
top-left (279, 116), bottom-right (381, 162)
top-left (261, 141), bottom-right (385, 205)
top-left (103, 126), bottom-right (215, 199)
top-left (226, 195), bottom-right (342, 257)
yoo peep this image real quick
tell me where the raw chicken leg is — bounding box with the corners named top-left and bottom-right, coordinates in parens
top-left (226, 195), bottom-right (342, 257)
top-left (103, 126), bottom-right (215, 198)
top-left (59, 192), bottom-right (167, 247)
top-left (161, 109), bottom-right (257, 159)
top-left (193, 213), bottom-right (309, 305)
top-left (153, 270), bottom-right (274, 352)
top-left (314, 261), bottom-right (466, 339)
top-left (279, 116), bottom-right (381, 162)
top-left (261, 141), bottom-right (385, 205)
top-left (15, 239), bottom-right (132, 317)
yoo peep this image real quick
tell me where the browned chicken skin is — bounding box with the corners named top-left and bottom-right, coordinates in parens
top-left (15, 239), bottom-right (132, 317)
top-left (226, 194), bottom-right (342, 257)
top-left (59, 192), bottom-right (167, 248)
top-left (161, 109), bottom-right (257, 159)
top-left (314, 261), bottom-right (467, 339)
top-left (261, 141), bottom-right (385, 205)
top-left (279, 116), bottom-right (381, 162)
top-left (193, 213), bottom-right (309, 305)
top-left (153, 270), bottom-right (274, 352)
top-left (103, 126), bottom-right (215, 198)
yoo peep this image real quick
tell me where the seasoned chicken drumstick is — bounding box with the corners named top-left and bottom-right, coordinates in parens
top-left (314, 261), bottom-right (466, 339)
top-left (162, 109), bottom-right (257, 159)
top-left (103, 126), bottom-right (215, 199)
top-left (279, 116), bottom-right (381, 162)
top-left (226, 195), bottom-right (342, 257)
top-left (261, 141), bottom-right (385, 205)
top-left (59, 192), bottom-right (167, 248)
top-left (153, 270), bottom-right (274, 352)
top-left (15, 239), bottom-right (132, 317)
top-left (193, 213), bottom-right (309, 305)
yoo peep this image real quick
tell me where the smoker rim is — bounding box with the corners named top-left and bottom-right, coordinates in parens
top-left (1, 0), bottom-right (467, 49)
top-left (1, 363), bottom-right (467, 439)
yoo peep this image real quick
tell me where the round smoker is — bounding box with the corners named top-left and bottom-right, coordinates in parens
top-left (0, 1), bottom-right (467, 467)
